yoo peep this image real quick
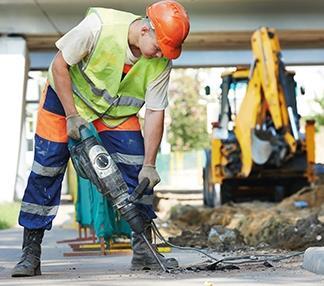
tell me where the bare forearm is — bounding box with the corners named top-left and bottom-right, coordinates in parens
top-left (143, 109), bottom-right (164, 165)
top-left (52, 52), bottom-right (78, 117)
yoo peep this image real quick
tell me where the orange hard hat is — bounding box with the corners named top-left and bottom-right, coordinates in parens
top-left (146, 0), bottom-right (190, 60)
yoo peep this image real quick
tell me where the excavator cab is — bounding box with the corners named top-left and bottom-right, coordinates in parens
top-left (203, 69), bottom-right (249, 207)
top-left (213, 69), bottom-right (249, 177)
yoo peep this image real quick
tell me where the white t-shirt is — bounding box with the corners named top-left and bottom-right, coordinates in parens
top-left (56, 13), bottom-right (171, 110)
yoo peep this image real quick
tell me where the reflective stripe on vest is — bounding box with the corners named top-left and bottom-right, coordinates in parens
top-left (76, 62), bottom-right (144, 108)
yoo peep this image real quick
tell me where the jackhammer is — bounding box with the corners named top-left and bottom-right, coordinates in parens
top-left (68, 125), bottom-right (168, 272)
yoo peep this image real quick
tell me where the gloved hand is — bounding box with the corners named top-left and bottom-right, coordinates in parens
top-left (66, 114), bottom-right (89, 140)
top-left (138, 165), bottom-right (161, 189)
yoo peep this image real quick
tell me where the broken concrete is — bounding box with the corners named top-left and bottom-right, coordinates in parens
top-left (207, 226), bottom-right (245, 251)
top-left (163, 185), bottom-right (324, 251)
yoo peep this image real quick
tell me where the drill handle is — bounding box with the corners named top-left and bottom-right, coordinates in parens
top-left (128, 177), bottom-right (150, 203)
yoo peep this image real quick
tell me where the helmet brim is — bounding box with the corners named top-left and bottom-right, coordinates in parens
top-left (158, 40), bottom-right (182, 60)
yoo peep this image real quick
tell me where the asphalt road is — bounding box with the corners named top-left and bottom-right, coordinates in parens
top-left (1, 204), bottom-right (324, 286)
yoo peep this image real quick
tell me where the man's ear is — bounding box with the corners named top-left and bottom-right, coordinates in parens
top-left (141, 23), bottom-right (150, 35)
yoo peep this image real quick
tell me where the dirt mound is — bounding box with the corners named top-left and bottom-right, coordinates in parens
top-left (166, 185), bottom-right (324, 250)
top-left (275, 214), bottom-right (324, 250)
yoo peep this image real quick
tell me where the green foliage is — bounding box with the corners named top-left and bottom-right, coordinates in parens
top-left (0, 202), bottom-right (20, 230)
top-left (315, 96), bottom-right (324, 109)
top-left (168, 69), bottom-right (210, 151)
top-left (314, 96), bottom-right (324, 126)
top-left (314, 114), bottom-right (324, 126)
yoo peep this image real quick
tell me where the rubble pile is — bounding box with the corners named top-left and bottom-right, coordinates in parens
top-left (166, 185), bottom-right (324, 251)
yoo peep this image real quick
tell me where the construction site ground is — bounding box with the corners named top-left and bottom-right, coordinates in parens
top-left (1, 189), bottom-right (324, 286)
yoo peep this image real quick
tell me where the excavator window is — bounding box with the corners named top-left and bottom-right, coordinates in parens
top-left (228, 80), bottom-right (248, 120)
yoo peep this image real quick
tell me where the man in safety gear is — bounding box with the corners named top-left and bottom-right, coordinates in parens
top-left (11, 0), bottom-right (190, 277)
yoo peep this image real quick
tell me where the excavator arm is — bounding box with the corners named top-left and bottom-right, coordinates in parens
top-left (234, 27), bottom-right (297, 176)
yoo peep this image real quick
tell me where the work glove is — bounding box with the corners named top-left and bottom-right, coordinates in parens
top-left (138, 165), bottom-right (161, 189)
top-left (66, 114), bottom-right (89, 140)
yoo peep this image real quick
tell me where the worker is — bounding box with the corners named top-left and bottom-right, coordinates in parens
top-left (11, 0), bottom-right (190, 277)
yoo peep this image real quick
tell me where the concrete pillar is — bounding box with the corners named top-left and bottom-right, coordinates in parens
top-left (15, 78), bottom-right (40, 200)
top-left (0, 36), bottom-right (28, 202)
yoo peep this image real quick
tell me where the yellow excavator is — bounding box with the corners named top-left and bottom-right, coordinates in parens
top-left (203, 27), bottom-right (316, 207)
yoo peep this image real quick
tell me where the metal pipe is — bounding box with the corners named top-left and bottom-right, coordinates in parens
top-left (140, 233), bottom-right (168, 272)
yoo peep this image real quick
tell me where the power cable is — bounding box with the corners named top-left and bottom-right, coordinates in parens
top-left (151, 221), bottom-right (304, 268)
top-left (152, 221), bottom-right (222, 262)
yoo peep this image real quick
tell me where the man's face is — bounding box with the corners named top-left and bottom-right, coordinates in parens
top-left (139, 26), bottom-right (163, 59)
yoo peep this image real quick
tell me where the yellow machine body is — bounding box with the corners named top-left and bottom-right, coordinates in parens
top-left (204, 27), bottom-right (316, 206)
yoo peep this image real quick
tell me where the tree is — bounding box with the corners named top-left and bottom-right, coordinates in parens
top-left (314, 96), bottom-right (324, 126)
top-left (168, 69), bottom-right (210, 151)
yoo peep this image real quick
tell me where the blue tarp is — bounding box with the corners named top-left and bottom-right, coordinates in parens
top-left (75, 176), bottom-right (131, 241)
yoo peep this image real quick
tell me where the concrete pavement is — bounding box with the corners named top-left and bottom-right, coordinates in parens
top-left (1, 204), bottom-right (324, 285)
top-left (303, 247), bottom-right (324, 275)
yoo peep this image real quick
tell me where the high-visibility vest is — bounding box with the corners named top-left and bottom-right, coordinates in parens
top-left (49, 7), bottom-right (169, 127)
